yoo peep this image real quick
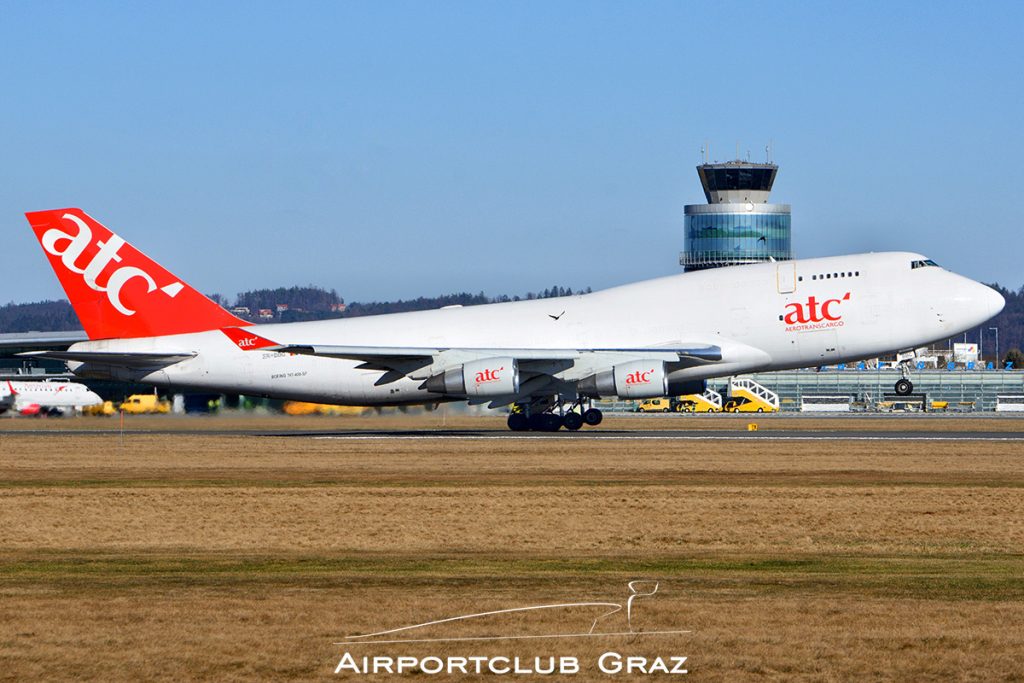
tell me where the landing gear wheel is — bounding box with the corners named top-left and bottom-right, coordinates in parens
top-left (563, 412), bottom-right (584, 431)
top-left (583, 408), bottom-right (603, 426)
top-left (895, 378), bottom-right (913, 396)
top-left (528, 414), bottom-right (546, 431)
top-left (540, 413), bottom-right (563, 432)
top-left (507, 413), bottom-right (529, 432)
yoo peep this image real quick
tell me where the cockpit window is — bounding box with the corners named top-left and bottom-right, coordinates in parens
top-left (911, 259), bottom-right (939, 269)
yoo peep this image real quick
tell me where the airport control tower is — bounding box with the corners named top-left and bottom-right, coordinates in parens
top-left (680, 159), bottom-right (792, 271)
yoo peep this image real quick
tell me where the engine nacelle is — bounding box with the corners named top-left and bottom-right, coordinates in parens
top-left (423, 357), bottom-right (519, 397)
top-left (667, 377), bottom-right (706, 396)
top-left (578, 360), bottom-right (668, 399)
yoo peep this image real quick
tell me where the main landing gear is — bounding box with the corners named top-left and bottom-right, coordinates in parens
top-left (506, 397), bottom-right (603, 432)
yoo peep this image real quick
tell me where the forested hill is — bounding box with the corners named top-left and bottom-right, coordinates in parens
top-left (987, 284), bottom-right (1024, 358)
top-left (5, 284), bottom-right (1023, 361)
top-left (0, 300), bottom-right (81, 333)
top-left (0, 284), bottom-right (591, 330)
top-left (343, 285), bottom-right (588, 318)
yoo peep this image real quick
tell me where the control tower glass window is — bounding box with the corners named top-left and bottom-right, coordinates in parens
top-left (683, 212), bottom-right (791, 268)
top-left (702, 168), bottom-right (775, 193)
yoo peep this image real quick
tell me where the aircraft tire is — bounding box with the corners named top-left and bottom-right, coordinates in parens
top-left (541, 414), bottom-right (563, 431)
top-left (583, 408), bottom-right (603, 426)
top-left (507, 413), bottom-right (530, 431)
top-left (563, 412), bottom-right (584, 431)
top-left (895, 378), bottom-right (913, 395)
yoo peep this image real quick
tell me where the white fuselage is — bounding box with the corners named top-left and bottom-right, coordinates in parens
top-left (65, 252), bottom-right (1003, 405)
top-left (0, 379), bottom-right (103, 415)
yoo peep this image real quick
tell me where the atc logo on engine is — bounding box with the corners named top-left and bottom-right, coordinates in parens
top-left (783, 292), bottom-right (851, 331)
top-left (475, 367), bottom-right (504, 384)
top-left (624, 369), bottom-right (654, 385)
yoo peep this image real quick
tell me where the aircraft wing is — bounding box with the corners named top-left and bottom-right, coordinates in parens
top-left (221, 328), bottom-right (723, 367)
top-left (272, 344), bottom-right (721, 363)
top-left (266, 342), bottom-right (723, 383)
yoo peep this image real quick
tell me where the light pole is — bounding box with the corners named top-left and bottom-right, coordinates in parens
top-left (990, 327), bottom-right (999, 369)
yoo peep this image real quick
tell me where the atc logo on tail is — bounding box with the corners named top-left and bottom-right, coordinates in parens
top-left (38, 212), bottom-right (184, 316)
top-left (27, 209), bottom-right (245, 340)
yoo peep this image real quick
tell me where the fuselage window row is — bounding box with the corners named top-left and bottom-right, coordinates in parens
top-left (798, 271), bottom-right (860, 283)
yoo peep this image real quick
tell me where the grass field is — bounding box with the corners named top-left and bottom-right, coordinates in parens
top-left (1, 415), bottom-right (1023, 681)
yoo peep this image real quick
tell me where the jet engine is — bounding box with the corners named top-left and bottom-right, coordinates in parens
top-left (577, 360), bottom-right (668, 399)
top-left (667, 377), bottom-right (706, 396)
top-left (423, 357), bottom-right (519, 397)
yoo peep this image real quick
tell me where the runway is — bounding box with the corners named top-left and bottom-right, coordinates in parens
top-left (291, 429), bottom-right (1024, 441)
top-left (7, 428), bottom-right (1023, 441)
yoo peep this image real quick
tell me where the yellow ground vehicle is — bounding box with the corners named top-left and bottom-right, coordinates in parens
top-left (83, 400), bottom-right (116, 416)
top-left (678, 392), bottom-right (722, 413)
top-left (636, 398), bottom-right (676, 413)
top-left (723, 397), bottom-right (776, 413)
top-left (282, 401), bottom-right (367, 416)
top-left (120, 394), bottom-right (171, 414)
top-left (723, 379), bottom-right (779, 413)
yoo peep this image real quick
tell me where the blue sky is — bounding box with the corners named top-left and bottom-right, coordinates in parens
top-left (3, 1), bottom-right (1022, 304)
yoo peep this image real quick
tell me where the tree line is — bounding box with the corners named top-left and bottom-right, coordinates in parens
top-left (0, 283), bottom-right (594, 329)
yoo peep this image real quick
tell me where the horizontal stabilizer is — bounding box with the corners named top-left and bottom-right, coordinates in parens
top-left (18, 350), bottom-right (196, 367)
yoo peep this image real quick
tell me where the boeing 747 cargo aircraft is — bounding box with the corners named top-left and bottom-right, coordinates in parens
top-left (21, 209), bottom-right (1003, 430)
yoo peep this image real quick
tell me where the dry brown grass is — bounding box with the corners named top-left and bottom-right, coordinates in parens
top-left (1, 422), bottom-right (1023, 681)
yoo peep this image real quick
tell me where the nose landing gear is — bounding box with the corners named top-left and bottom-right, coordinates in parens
top-left (894, 361), bottom-right (914, 395)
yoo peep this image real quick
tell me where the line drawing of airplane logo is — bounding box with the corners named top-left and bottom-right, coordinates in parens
top-left (336, 581), bottom-right (690, 646)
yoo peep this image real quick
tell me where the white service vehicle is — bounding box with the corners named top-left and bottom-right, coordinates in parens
top-left (20, 209), bottom-right (1003, 431)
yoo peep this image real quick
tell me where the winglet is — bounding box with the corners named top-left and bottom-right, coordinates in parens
top-left (220, 327), bottom-right (279, 350)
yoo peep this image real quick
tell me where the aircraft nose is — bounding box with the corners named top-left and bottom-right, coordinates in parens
top-left (960, 281), bottom-right (1004, 328)
top-left (983, 285), bottom-right (1006, 319)
top-left (946, 276), bottom-right (1004, 331)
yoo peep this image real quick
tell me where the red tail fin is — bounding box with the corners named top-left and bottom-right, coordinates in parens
top-left (26, 209), bottom-right (246, 340)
